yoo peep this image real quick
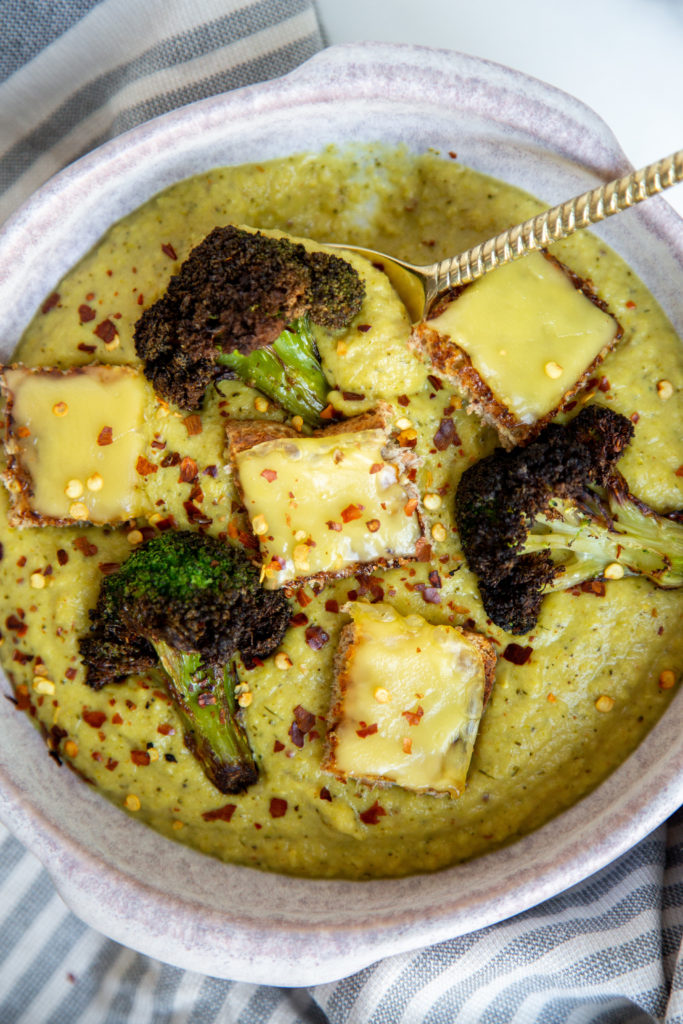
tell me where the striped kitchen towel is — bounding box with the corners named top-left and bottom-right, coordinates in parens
top-left (1, 2), bottom-right (683, 1021)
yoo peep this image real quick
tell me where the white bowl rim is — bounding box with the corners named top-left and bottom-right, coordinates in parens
top-left (0, 42), bottom-right (681, 986)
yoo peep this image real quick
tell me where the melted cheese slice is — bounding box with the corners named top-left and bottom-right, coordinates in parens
top-left (234, 429), bottom-right (421, 588)
top-left (327, 603), bottom-right (488, 796)
top-left (4, 365), bottom-right (146, 523)
top-left (427, 251), bottom-right (618, 423)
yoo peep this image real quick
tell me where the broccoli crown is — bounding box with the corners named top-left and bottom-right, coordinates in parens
top-left (80, 530), bottom-right (290, 688)
top-left (134, 226), bottom-right (365, 409)
top-left (454, 405), bottom-right (635, 634)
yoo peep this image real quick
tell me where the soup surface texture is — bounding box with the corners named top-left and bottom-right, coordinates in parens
top-left (1, 145), bottom-right (681, 879)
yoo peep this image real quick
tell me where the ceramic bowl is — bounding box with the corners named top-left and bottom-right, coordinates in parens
top-left (0, 43), bottom-right (681, 986)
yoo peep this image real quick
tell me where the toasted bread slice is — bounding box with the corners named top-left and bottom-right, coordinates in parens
top-left (0, 364), bottom-right (147, 527)
top-left (410, 251), bottom-right (622, 448)
top-left (225, 403), bottom-right (424, 589)
top-left (322, 601), bottom-right (496, 797)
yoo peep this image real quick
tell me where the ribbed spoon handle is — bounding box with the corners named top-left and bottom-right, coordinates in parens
top-left (436, 149), bottom-right (683, 291)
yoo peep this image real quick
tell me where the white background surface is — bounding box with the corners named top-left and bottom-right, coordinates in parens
top-left (316, 0), bottom-right (683, 216)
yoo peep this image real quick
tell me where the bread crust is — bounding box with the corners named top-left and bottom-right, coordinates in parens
top-left (410, 251), bottom-right (623, 449)
top-left (225, 403), bottom-right (425, 589)
top-left (322, 618), bottom-right (497, 793)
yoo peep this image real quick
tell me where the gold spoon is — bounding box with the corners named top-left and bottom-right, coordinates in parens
top-left (328, 149), bottom-right (683, 322)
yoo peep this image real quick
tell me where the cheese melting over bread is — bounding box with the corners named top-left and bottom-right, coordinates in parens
top-left (323, 602), bottom-right (492, 797)
top-left (1, 365), bottom-right (146, 525)
top-left (426, 251), bottom-right (619, 423)
top-left (234, 429), bottom-right (421, 588)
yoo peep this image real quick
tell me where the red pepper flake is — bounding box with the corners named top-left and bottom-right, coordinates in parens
top-left (404, 498), bottom-right (418, 517)
top-left (183, 501), bottom-right (212, 526)
top-left (341, 391), bottom-right (365, 402)
top-left (131, 750), bottom-right (150, 766)
top-left (319, 404), bottom-right (335, 419)
top-left (65, 667), bottom-right (77, 680)
top-left (293, 705), bottom-right (316, 734)
top-left (326, 520), bottom-right (342, 531)
top-left (77, 343), bottom-right (97, 354)
top-left (94, 319), bottom-right (117, 344)
top-left (369, 462), bottom-right (383, 475)
top-left (178, 457), bottom-right (198, 483)
top-left (269, 797), bottom-right (288, 818)
top-left (502, 643), bottom-right (533, 665)
top-left (402, 706), bottom-right (424, 726)
top-left (154, 515), bottom-right (177, 532)
top-left (161, 242), bottom-right (178, 261)
top-left (320, 787), bottom-right (332, 802)
top-left (366, 519), bottom-right (381, 532)
top-left (397, 394), bottom-right (410, 406)
top-left (12, 650), bottom-right (31, 664)
top-left (675, 466), bottom-right (683, 478)
top-left (57, 548), bottom-right (69, 566)
top-left (83, 710), bottom-right (107, 728)
top-left (73, 537), bottom-right (98, 557)
top-left (360, 800), bottom-right (386, 825)
top-left (597, 376), bottom-right (610, 393)
top-left (341, 503), bottom-right (364, 523)
top-left (137, 294), bottom-right (144, 306)
top-left (625, 300), bottom-right (636, 309)
top-left (356, 722), bottom-right (378, 738)
top-left (111, 713), bottom-right (123, 725)
top-left (428, 570), bottom-right (442, 588)
top-left (305, 625), bottom-right (329, 650)
top-left (97, 426), bottom-right (113, 446)
top-left (98, 562), bottom-right (121, 575)
top-left (160, 451), bottom-right (181, 468)
top-left (16, 556), bottom-right (26, 568)
top-left (433, 417), bottom-right (460, 451)
top-left (421, 587), bottom-right (441, 604)
top-left (630, 412), bottom-right (641, 425)
top-left (78, 304), bottom-right (96, 323)
top-left (289, 612), bottom-right (309, 627)
top-left (135, 455), bottom-right (158, 477)
top-left (325, 598), bottom-right (339, 614)
top-left (288, 722), bottom-right (304, 748)
top-left (580, 579), bottom-right (607, 597)
top-left (260, 468), bottom-right (277, 482)
top-left (357, 324), bottom-right (371, 333)
top-left (157, 723), bottom-right (175, 736)
top-left (427, 374), bottom-right (443, 391)
top-left (183, 414), bottom-right (203, 436)
top-left (415, 537), bottom-right (432, 562)
top-left (202, 804), bottom-right (237, 823)
top-left (296, 588), bottom-right (312, 608)
top-left (41, 292), bottom-right (60, 314)
top-left (273, 739), bottom-right (285, 753)
top-left (448, 151), bottom-right (458, 159)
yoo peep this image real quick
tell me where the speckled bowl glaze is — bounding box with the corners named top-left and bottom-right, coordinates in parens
top-left (0, 44), bottom-right (681, 986)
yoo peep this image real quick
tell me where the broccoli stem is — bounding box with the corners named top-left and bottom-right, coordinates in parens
top-left (523, 495), bottom-right (683, 591)
top-left (154, 642), bottom-right (258, 794)
top-left (217, 315), bottom-right (329, 426)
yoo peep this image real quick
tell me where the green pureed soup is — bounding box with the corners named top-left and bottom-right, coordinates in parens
top-left (1, 145), bottom-right (681, 879)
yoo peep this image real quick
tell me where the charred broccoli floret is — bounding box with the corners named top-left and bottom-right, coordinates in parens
top-left (79, 531), bottom-right (291, 793)
top-left (454, 405), bottom-right (683, 634)
top-left (134, 225), bottom-right (365, 422)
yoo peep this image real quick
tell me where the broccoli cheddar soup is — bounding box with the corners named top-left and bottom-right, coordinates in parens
top-left (0, 145), bottom-right (681, 879)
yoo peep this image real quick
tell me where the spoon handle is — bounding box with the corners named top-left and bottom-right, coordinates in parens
top-left (435, 149), bottom-right (683, 292)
